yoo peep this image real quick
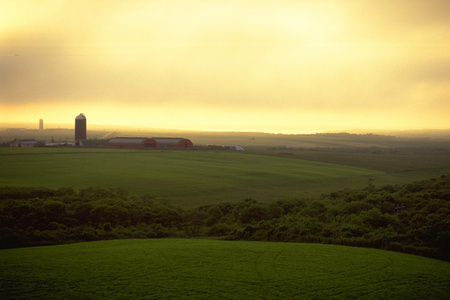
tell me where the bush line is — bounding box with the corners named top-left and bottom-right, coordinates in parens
top-left (0, 175), bottom-right (449, 261)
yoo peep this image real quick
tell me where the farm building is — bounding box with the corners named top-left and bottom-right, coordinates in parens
top-left (75, 113), bottom-right (87, 142)
top-left (10, 140), bottom-right (41, 148)
top-left (105, 137), bottom-right (193, 149)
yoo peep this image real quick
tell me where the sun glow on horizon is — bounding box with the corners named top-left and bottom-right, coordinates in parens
top-left (1, 0), bottom-right (449, 133)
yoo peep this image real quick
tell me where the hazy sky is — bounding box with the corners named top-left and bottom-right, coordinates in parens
top-left (1, 0), bottom-right (449, 133)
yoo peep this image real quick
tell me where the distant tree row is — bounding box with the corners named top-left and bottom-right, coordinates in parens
top-left (0, 175), bottom-right (449, 260)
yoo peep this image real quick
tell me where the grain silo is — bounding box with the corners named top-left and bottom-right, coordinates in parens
top-left (75, 113), bottom-right (87, 142)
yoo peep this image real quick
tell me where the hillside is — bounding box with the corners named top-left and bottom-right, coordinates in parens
top-left (1, 239), bottom-right (449, 299)
top-left (0, 148), bottom-right (383, 206)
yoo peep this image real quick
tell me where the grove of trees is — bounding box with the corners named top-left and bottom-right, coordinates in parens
top-left (1, 175), bottom-right (449, 261)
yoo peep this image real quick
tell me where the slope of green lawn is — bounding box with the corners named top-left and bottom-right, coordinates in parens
top-left (0, 148), bottom-right (382, 206)
top-left (1, 239), bottom-right (449, 299)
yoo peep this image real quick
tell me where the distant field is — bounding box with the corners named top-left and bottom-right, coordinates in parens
top-left (3, 127), bottom-right (450, 148)
top-left (0, 148), bottom-right (382, 207)
top-left (1, 239), bottom-right (449, 299)
top-left (249, 149), bottom-right (450, 188)
top-left (0, 128), bottom-right (109, 143)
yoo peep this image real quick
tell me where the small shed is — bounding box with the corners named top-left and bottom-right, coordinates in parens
top-left (10, 140), bottom-right (40, 148)
top-left (231, 146), bottom-right (245, 151)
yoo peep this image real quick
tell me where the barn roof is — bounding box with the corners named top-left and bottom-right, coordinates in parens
top-left (108, 137), bottom-right (189, 146)
top-left (108, 138), bottom-right (148, 145)
top-left (14, 140), bottom-right (39, 145)
top-left (153, 137), bottom-right (184, 146)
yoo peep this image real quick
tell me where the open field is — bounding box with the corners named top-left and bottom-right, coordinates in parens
top-left (1, 239), bottom-right (449, 299)
top-left (0, 148), bottom-right (381, 207)
top-left (248, 149), bottom-right (450, 188)
top-left (2, 128), bottom-right (450, 208)
top-left (1, 147), bottom-right (450, 207)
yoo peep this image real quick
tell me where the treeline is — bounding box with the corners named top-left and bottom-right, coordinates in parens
top-left (0, 175), bottom-right (449, 260)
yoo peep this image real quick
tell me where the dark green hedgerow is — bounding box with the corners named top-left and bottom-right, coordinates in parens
top-left (0, 175), bottom-right (449, 260)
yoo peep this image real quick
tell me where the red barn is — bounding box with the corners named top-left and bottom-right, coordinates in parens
top-left (105, 137), bottom-right (193, 149)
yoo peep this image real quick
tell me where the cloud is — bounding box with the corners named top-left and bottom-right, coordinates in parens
top-left (1, 0), bottom-right (449, 131)
top-left (0, 34), bottom-right (71, 103)
top-left (400, 59), bottom-right (450, 84)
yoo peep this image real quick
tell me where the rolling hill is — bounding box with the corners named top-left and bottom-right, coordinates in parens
top-left (1, 239), bottom-right (449, 299)
top-left (0, 148), bottom-right (383, 207)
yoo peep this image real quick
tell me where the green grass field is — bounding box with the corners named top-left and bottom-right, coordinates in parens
top-left (0, 148), bottom-right (383, 207)
top-left (1, 239), bottom-right (449, 299)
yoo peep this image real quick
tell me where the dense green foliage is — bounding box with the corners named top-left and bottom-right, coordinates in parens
top-left (1, 175), bottom-right (449, 260)
top-left (1, 239), bottom-right (449, 299)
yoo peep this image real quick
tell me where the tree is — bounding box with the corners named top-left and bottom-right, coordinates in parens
top-left (238, 205), bottom-right (268, 224)
top-left (206, 206), bottom-right (223, 226)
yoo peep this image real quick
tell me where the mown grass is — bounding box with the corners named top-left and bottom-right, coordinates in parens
top-left (1, 239), bottom-right (449, 299)
top-left (0, 148), bottom-right (382, 207)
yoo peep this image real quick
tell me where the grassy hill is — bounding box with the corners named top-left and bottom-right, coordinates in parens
top-left (1, 145), bottom-right (450, 207)
top-left (1, 239), bottom-right (449, 299)
top-left (0, 148), bottom-right (383, 207)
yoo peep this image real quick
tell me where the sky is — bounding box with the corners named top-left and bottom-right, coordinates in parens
top-left (1, 0), bottom-right (449, 133)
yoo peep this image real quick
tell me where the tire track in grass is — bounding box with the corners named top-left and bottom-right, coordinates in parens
top-left (252, 245), bottom-right (274, 297)
top-left (151, 241), bottom-right (266, 298)
top-left (293, 250), bottom-right (441, 299)
top-left (251, 244), bottom-right (307, 299)
top-left (103, 243), bottom-right (404, 299)
top-left (288, 246), bottom-right (395, 298)
top-left (2, 240), bottom-right (449, 298)
top-left (267, 248), bottom-right (299, 299)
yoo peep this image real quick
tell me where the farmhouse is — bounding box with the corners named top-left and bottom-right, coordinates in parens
top-left (105, 137), bottom-right (194, 149)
